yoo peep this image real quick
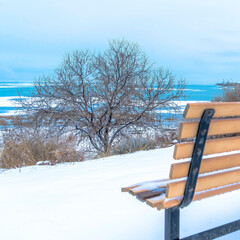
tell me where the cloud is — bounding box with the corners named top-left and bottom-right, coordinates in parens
top-left (1, 0), bottom-right (240, 83)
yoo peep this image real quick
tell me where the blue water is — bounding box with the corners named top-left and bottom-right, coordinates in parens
top-left (0, 81), bottom-right (34, 115)
top-left (178, 85), bottom-right (223, 101)
top-left (0, 82), bottom-right (224, 115)
top-left (0, 81), bottom-right (34, 97)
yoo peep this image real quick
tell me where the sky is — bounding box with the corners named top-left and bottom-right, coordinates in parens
top-left (1, 0), bottom-right (240, 84)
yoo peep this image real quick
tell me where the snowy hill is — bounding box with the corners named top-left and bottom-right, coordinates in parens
top-left (0, 147), bottom-right (239, 240)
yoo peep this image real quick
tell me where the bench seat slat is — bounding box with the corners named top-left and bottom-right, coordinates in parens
top-left (183, 102), bottom-right (240, 119)
top-left (167, 168), bottom-right (240, 198)
top-left (174, 136), bottom-right (240, 160)
top-left (128, 182), bottom-right (168, 196)
top-left (121, 178), bottom-right (169, 192)
top-left (136, 188), bottom-right (165, 202)
top-left (170, 153), bottom-right (240, 179)
top-left (179, 118), bottom-right (240, 139)
top-left (159, 182), bottom-right (240, 210)
top-left (146, 194), bottom-right (166, 207)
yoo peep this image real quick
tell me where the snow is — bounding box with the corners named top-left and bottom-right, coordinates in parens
top-left (0, 96), bottom-right (26, 115)
top-left (0, 96), bottom-right (19, 107)
top-left (0, 147), bottom-right (240, 239)
top-left (0, 83), bottom-right (33, 88)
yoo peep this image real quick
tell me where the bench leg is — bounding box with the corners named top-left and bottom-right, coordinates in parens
top-left (165, 208), bottom-right (180, 240)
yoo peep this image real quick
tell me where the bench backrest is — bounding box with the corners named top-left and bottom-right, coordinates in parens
top-left (165, 102), bottom-right (240, 207)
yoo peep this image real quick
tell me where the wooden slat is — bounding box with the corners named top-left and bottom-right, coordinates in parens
top-left (179, 118), bottom-right (240, 139)
top-left (136, 188), bottom-right (165, 202)
top-left (146, 194), bottom-right (166, 208)
top-left (183, 102), bottom-right (240, 119)
top-left (121, 178), bottom-right (168, 192)
top-left (158, 182), bottom-right (240, 210)
top-left (170, 153), bottom-right (240, 179)
top-left (167, 168), bottom-right (240, 198)
top-left (173, 136), bottom-right (240, 160)
top-left (128, 182), bottom-right (168, 196)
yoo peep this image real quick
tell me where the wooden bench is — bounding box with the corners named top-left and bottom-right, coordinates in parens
top-left (122, 102), bottom-right (240, 240)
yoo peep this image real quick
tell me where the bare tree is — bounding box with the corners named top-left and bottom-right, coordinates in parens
top-left (22, 39), bottom-right (185, 154)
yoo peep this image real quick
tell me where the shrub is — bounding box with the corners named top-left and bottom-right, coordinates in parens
top-left (0, 127), bottom-right (84, 169)
top-left (213, 85), bottom-right (240, 102)
top-left (111, 131), bottom-right (177, 155)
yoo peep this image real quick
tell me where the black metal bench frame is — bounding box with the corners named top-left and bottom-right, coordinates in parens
top-left (165, 109), bottom-right (240, 240)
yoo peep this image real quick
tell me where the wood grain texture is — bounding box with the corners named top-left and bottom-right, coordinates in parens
top-left (179, 118), bottom-right (240, 139)
top-left (183, 102), bottom-right (240, 119)
top-left (173, 136), bottom-right (240, 160)
top-left (167, 168), bottom-right (240, 198)
top-left (170, 153), bottom-right (240, 179)
top-left (158, 183), bottom-right (240, 210)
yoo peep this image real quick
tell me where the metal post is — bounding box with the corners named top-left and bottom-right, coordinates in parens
top-left (165, 208), bottom-right (180, 240)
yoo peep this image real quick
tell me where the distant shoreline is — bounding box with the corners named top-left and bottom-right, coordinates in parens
top-left (216, 82), bottom-right (239, 87)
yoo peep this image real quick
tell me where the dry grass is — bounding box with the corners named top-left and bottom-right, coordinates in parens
top-left (0, 119), bottom-right (8, 126)
top-left (0, 128), bottom-right (84, 169)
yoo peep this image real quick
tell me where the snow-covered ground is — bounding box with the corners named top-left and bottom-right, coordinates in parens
top-left (0, 147), bottom-right (239, 240)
